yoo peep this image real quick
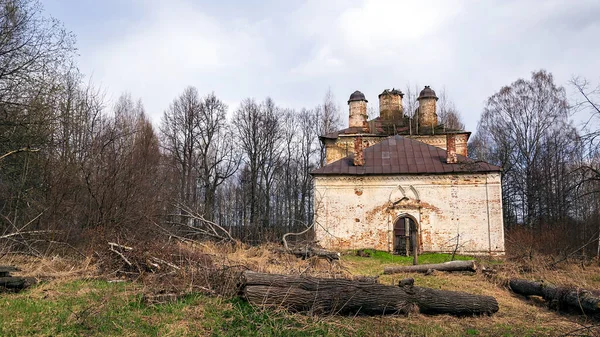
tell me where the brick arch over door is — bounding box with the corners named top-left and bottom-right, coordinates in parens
top-left (393, 214), bottom-right (419, 256)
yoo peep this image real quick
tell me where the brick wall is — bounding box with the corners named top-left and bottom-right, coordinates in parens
top-left (313, 173), bottom-right (505, 255)
top-left (417, 99), bottom-right (438, 129)
top-left (349, 101), bottom-right (368, 128)
top-left (379, 94), bottom-right (403, 121)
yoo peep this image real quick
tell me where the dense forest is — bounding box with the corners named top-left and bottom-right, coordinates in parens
top-left (1, 0), bottom-right (599, 256)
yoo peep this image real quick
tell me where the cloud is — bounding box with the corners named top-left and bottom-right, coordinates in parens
top-left (81, 0), bottom-right (271, 119)
top-left (290, 45), bottom-right (345, 77)
top-left (47, 0), bottom-right (600, 133)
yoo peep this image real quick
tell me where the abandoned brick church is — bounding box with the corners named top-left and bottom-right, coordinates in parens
top-left (311, 86), bottom-right (505, 255)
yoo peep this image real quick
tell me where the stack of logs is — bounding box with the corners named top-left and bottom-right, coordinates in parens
top-left (0, 266), bottom-right (28, 292)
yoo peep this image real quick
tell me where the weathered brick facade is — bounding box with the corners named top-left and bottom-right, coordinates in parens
top-left (416, 99), bottom-right (438, 129)
top-left (379, 90), bottom-right (403, 122)
top-left (314, 173), bottom-right (505, 255)
top-left (313, 86), bottom-right (505, 255)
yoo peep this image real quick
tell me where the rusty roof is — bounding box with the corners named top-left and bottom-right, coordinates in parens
top-left (417, 85), bottom-right (438, 100)
top-left (311, 135), bottom-right (501, 176)
top-left (348, 90), bottom-right (367, 103)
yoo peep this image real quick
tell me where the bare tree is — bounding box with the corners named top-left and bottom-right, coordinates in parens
top-left (258, 97), bottom-right (284, 226)
top-left (0, 0), bottom-right (77, 252)
top-left (474, 70), bottom-right (573, 229)
top-left (160, 87), bottom-right (203, 209)
top-left (437, 88), bottom-right (465, 131)
top-left (315, 88), bottom-right (341, 167)
top-left (233, 98), bottom-right (267, 226)
top-left (196, 93), bottom-right (239, 221)
top-left (571, 77), bottom-right (600, 173)
top-left (0, 0), bottom-right (75, 106)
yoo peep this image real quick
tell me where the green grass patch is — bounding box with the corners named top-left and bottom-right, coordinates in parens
top-left (346, 249), bottom-right (472, 265)
top-left (0, 280), bottom-right (358, 337)
top-left (203, 298), bottom-right (351, 337)
top-left (0, 273), bottom-right (579, 336)
top-left (0, 280), bottom-right (201, 336)
top-left (342, 250), bottom-right (473, 276)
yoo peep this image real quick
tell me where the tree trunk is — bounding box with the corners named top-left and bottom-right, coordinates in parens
top-left (0, 266), bottom-right (19, 277)
top-left (241, 271), bottom-right (498, 316)
top-left (384, 260), bottom-right (476, 274)
top-left (0, 277), bottom-right (25, 289)
top-left (275, 246), bottom-right (340, 261)
top-left (509, 279), bottom-right (600, 315)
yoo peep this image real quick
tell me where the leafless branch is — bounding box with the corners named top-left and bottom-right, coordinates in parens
top-left (0, 147), bottom-right (40, 162)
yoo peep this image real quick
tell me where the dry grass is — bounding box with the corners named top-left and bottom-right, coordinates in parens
top-left (1, 254), bottom-right (98, 281)
top-left (3, 243), bottom-right (600, 336)
top-left (196, 241), bottom-right (351, 278)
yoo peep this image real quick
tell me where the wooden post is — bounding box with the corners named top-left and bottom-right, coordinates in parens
top-left (405, 218), bottom-right (410, 256)
top-left (411, 230), bottom-right (418, 265)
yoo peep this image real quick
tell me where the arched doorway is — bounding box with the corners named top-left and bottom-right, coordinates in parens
top-left (393, 215), bottom-right (419, 256)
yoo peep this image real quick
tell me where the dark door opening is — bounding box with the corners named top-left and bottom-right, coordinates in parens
top-left (393, 216), bottom-right (418, 256)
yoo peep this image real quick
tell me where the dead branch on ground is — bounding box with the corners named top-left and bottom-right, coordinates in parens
top-left (167, 203), bottom-right (235, 242)
top-left (279, 221), bottom-right (339, 261)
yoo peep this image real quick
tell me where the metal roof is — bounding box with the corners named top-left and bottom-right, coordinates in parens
top-left (311, 135), bottom-right (501, 176)
top-left (348, 90), bottom-right (367, 103)
top-left (417, 85), bottom-right (438, 100)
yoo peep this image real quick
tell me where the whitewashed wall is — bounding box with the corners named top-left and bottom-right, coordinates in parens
top-left (313, 173), bottom-right (504, 255)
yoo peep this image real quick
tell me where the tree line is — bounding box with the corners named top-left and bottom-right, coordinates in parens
top-left (469, 70), bottom-right (600, 256)
top-left (1, 0), bottom-right (599, 256)
top-left (0, 0), bottom-right (343, 252)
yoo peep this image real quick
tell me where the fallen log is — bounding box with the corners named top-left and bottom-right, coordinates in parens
top-left (275, 246), bottom-right (340, 261)
top-left (0, 266), bottom-right (19, 277)
top-left (509, 279), bottom-right (600, 315)
top-left (384, 260), bottom-right (476, 274)
top-left (0, 266), bottom-right (32, 291)
top-left (0, 277), bottom-right (25, 289)
top-left (241, 271), bottom-right (498, 316)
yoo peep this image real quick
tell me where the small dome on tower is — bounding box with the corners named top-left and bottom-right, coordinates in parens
top-left (348, 90), bottom-right (367, 103)
top-left (417, 86), bottom-right (438, 100)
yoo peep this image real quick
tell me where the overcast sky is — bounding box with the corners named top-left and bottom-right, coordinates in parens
top-left (43, 0), bottom-right (600, 132)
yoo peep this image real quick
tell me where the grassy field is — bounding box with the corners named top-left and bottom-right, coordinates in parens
top-left (1, 246), bottom-right (599, 336)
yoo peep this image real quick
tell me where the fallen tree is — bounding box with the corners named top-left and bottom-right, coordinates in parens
top-left (384, 260), bottom-right (476, 274)
top-left (0, 266), bottom-right (29, 291)
top-left (275, 246), bottom-right (340, 261)
top-left (509, 279), bottom-right (600, 315)
top-left (241, 271), bottom-right (498, 316)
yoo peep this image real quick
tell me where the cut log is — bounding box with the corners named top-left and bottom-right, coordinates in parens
top-left (0, 266), bottom-right (19, 277)
top-left (509, 279), bottom-right (600, 315)
top-left (241, 271), bottom-right (498, 316)
top-left (276, 246), bottom-right (340, 261)
top-left (398, 278), bottom-right (415, 287)
top-left (0, 277), bottom-right (25, 289)
top-left (384, 260), bottom-right (476, 274)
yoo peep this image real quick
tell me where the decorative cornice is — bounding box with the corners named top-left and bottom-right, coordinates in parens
top-left (314, 173), bottom-right (499, 182)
